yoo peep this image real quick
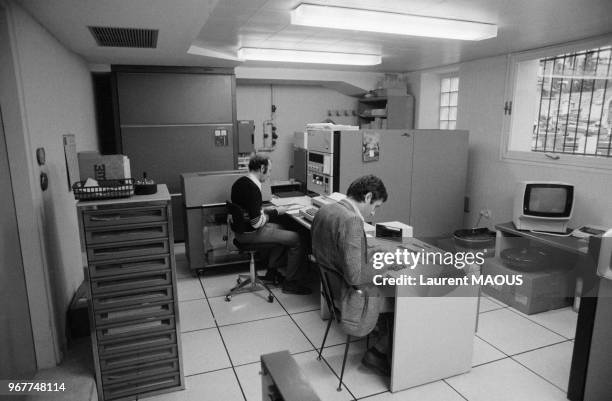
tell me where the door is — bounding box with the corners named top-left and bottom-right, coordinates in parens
top-left (0, 106), bottom-right (37, 377)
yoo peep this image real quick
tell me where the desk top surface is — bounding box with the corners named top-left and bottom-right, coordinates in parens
top-left (496, 222), bottom-right (589, 255)
top-left (76, 184), bottom-right (170, 208)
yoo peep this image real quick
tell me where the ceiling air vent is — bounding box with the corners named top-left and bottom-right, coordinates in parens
top-left (88, 26), bottom-right (158, 48)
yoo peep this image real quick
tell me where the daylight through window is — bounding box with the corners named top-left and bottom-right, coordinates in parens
top-left (440, 76), bottom-right (459, 129)
top-left (532, 46), bottom-right (612, 157)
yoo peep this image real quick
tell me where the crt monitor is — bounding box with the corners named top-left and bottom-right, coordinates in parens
top-left (512, 181), bottom-right (574, 233)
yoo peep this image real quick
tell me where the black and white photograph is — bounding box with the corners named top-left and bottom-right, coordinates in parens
top-left (1, 1), bottom-right (611, 400)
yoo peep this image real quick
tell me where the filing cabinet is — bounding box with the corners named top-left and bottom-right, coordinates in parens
top-left (77, 185), bottom-right (184, 400)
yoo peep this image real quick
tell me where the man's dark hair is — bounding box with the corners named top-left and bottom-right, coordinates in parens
top-left (346, 175), bottom-right (388, 203)
top-left (248, 154), bottom-right (270, 173)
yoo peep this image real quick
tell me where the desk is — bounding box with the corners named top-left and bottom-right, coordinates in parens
top-left (271, 195), bottom-right (376, 232)
top-left (274, 195), bottom-right (478, 393)
top-left (494, 222), bottom-right (612, 401)
top-left (495, 222), bottom-right (589, 256)
top-left (374, 237), bottom-right (479, 392)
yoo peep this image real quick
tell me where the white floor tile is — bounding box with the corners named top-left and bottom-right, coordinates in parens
top-left (445, 358), bottom-right (567, 401)
top-left (479, 295), bottom-right (505, 313)
top-left (322, 340), bottom-right (388, 399)
top-left (181, 328), bottom-right (231, 375)
top-left (176, 278), bottom-right (205, 301)
top-left (272, 288), bottom-right (321, 314)
top-left (234, 362), bottom-right (263, 401)
top-left (513, 341), bottom-right (573, 392)
top-left (144, 368), bottom-right (243, 401)
top-left (360, 380), bottom-right (465, 401)
top-left (510, 307), bottom-right (577, 339)
top-left (472, 336), bottom-right (506, 366)
top-left (292, 310), bottom-right (348, 349)
top-left (179, 298), bottom-right (215, 332)
top-left (200, 271), bottom-right (258, 299)
top-left (209, 291), bottom-right (286, 326)
top-left (477, 309), bottom-right (565, 355)
top-left (220, 316), bottom-right (313, 366)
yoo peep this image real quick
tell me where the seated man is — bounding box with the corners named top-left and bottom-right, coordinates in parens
top-left (231, 154), bottom-right (311, 295)
top-left (311, 175), bottom-right (394, 375)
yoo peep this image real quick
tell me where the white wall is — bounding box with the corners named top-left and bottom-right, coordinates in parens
top-left (415, 55), bottom-right (612, 229)
top-left (4, 1), bottom-right (98, 362)
top-left (236, 84), bottom-right (358, 180)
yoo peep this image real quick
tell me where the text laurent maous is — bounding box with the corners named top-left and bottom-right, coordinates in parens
top-left (373, 274), bottom-right (524, 287)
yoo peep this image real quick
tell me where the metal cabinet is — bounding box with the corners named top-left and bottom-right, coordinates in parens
top-left (77, 185), bottom-right (184, 400)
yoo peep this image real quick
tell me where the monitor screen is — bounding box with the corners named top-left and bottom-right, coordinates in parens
top-left (524, 184), bottom-right (573, 217)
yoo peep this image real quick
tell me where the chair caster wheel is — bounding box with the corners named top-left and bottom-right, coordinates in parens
top-left (225, 296), bottom-right (231, 302)
top-left (267, 295), bottom-right (274, 303)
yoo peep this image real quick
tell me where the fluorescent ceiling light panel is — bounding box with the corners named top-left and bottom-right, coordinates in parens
top-left (237, 48), bottom-right (381, 65)
top-left (290, 4), bottom-right (497, 41)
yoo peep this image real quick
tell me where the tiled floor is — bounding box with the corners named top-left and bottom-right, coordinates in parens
top-left (143, 246), bottom-right (578, 400)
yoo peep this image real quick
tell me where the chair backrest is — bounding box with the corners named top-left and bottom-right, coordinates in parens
top-left (226, 201), bottom-right (249, 234)
top-left (317, 263), bottom-right (344, 323)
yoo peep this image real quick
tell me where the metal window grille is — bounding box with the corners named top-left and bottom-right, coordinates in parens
top-left (440, 76), bottom-right (459, 129)
top-left (532, 46), bottom-right (612, 157)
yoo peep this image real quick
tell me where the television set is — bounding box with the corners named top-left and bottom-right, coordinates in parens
top-left (513, 181), bottom-right (574, 233)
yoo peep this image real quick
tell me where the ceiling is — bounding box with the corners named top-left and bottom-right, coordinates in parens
top-left (16, 0), bottom-right (612, 73)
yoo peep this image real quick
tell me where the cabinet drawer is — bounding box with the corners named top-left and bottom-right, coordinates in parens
top-left (88, 255), bottom-right (170, 278)
top-left (102, 358), bottom-right (180, 385)
top-left (83, 206), bottom-right (167, 228)
top-left (97, 316), bottom-right (176, 342)
top-left (94, 301), bottom-right (174, 326)
top-left (100, 344), bottom-right (178, 371)
top-left (98, 330), bottom-right (177, 356)
top-left (91, 270), bottom-right (172, 295)
top-left (103, 371), bottom-right (180, 400)
top-left (93, 285), bottom-right (173, 311)
top-left (85, 222), bottom-right (168, 245)
top-left (87, 238), bottom-right (169, 261)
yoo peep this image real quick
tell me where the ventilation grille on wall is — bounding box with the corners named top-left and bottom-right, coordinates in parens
top-left (88, 26), bottom-right (158, 48)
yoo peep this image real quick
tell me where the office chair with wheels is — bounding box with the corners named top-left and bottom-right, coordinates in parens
top-left (316, 262), bottom-right (372, 392)
top-left (225, 201), bottom-right (275, 303)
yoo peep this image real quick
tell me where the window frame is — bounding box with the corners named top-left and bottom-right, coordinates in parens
top-left (501, 34), bottom-right (612, 172)
top-left (439, 73), bottom-right (459, 130)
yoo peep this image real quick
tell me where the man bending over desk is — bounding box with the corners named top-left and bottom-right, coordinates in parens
top-left (231, 154), bottom-right (311, 295)
top-left (311, 175), bottom-right (395, 376)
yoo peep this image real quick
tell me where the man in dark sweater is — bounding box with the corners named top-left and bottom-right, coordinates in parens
top-left (231, 154), bottom-right (311, 295)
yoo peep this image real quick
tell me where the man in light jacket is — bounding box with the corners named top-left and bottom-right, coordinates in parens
top-left (311, 175), bottom-right (393, 376)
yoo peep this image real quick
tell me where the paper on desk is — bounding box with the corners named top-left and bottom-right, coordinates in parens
top-left (270, 196), bottom-right (311, 207)
top-left (328, 192), bottom-right (347, 202)
top-left (283, 204), bottom-right (305, 211)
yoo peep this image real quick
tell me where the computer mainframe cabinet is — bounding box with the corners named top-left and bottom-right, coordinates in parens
top-left (77, 185), bottom-right (184, 400)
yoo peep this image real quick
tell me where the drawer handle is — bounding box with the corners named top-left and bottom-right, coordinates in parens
top-left (90, 215), bottom-right (121, 222)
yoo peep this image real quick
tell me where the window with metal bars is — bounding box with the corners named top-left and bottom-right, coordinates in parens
top-left (532, 46), bottom-right (612, 157)
top-left (440, 76), bottom-right (459, 129)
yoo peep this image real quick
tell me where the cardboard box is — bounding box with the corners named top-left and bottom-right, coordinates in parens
top-left (482, 257), bottom-right (573, 315)
top-left (78, 152), bottom-right (131, 181)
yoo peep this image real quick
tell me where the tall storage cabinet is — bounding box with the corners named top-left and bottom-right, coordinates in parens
top-left (77, 185), bottom-right (184, 400)
top-left (113, 67), bottom-right (238, 241)
top-left (311, 129), bottom-right (468, 237)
